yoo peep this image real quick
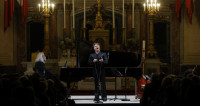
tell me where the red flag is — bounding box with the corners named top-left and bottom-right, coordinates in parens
top-left (4, 0), bottom-right (14, 30)
top-left (186, 0), bottom-right (193, 23)
top-left (24, 0), bottom-right (28, 15)
top-left (175, 0), bottom-right (181, 18)
top-left (9, 0), bottom-right (14, 20)
top-left (21, 0), bottom-right (28, 24)
top-left (4, 0), bottom-right (9, 30)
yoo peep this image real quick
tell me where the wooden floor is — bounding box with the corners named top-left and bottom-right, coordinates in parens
top-left (70, 95), bottom-right (140, 106)
top-left (70, 89), bottom-right (135, 95)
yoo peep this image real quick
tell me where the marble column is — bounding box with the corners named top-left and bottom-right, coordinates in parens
top-left (49, 11), bottom-right (58, 58)
top-left (170, 5), bottom-right (180, 75)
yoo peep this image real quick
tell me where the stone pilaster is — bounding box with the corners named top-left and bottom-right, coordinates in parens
top-left (49, 11), bottom-right (58, 58)
top-left (16, 4), bottom-right (26, 71)
top-left (170, 4), bottom-right (180, 75)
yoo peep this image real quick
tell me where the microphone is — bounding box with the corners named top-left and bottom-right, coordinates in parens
top-left (97, 57), bottom-right (102, 61)
top-left (64, 59), bottom-right (67, 67)
top-left (107, 52), bottom-right (109, 60)
top-left (125, 67), bottom-right (128, 74)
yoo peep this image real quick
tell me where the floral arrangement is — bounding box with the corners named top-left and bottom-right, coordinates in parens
top-left (60, 37), bottom-right (75, 50)
top-left (59, 37), bottom-right (75, 57)
top-left (126, 38), bottom-right (139, 51)
top-left (120, 38), bottom-right (139, 52)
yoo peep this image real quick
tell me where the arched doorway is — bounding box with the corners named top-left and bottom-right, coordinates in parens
top-left (27, 22), bottom-right (44, 61)
top-left (154, 21), bottom-right (170, 63)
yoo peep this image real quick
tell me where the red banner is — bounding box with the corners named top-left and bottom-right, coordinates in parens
top-left (4, 0), bottom-right (14, 30)
top-left (186, 0), bottom-right (193, 23)
top-left (21, 0), bottom-right (28, 24)
top-left (175, 0), bottom-right (181, 19)
top-left (4, 0), bottom-right (9, 30)
top-left (9, 0), bottom-right (14, 20)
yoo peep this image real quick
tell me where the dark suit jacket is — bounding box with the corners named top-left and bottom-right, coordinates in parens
top-left (34, 61), bottom-right (53, 77)
top-left (88, 51), bottom-right (108, 69)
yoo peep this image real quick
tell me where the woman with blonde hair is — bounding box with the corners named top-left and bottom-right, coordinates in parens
top-left (34, 52), bottom-right (53, 77)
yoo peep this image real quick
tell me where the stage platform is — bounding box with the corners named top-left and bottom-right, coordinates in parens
top-left (70, 95), bottom-right (140, 106)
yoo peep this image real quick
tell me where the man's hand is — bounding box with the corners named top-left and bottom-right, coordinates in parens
top-left (99, 57), bottom-right (103, 62)
top-left (93, 59), bottom-right (98, 62)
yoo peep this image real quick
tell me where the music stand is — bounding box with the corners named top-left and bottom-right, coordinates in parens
top-left (110, 69), bottom-right (123, 101)
top-left (121, 67), bottom-right (130, 101)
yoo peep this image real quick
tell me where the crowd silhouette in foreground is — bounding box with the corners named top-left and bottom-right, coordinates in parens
top-left (140, 69), bottom-right (200, 106)
top-left (1, 67), bottom-right (200, 106)
top-left (0, 72), bottom-right (75, 106)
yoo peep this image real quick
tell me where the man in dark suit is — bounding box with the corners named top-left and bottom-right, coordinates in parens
top-left (88, 43), bottom-right (108, 101)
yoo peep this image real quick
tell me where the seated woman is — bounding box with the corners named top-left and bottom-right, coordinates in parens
top-left (34, 52), bottom-right (53, 77)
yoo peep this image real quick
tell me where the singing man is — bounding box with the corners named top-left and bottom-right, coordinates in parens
top-left (88, 42), bottom-right (108, 101)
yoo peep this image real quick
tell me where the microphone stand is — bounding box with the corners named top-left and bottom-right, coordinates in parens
top-left (62, 59), bottom-right (70, 98)
top-left (64, 58), bottom-right (68, 67)
top-left (121, 67), bottom-right (130, 101)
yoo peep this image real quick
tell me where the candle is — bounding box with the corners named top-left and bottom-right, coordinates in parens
top-left (45, 0), bottom-right (47, 11)
top-left (122, 0), bottom-right (124, 28)
top-left (38, 4), bottom-right (41, 12)
top-left (52, 4), bottom-right (54, 12)
top-left (112, 0), bottom-right (115, 28)
top-left (84, 0), bottom-right (86, 28)
top-left (149, 4), bottom-right (151, 10)
top-left (142, 40), bottom-right (145, 58)
top-left (48, 3), bottom-right (50, 8)
top-left (157, 3), bottom-right (160, 11)
top-left (72, 0), bottom-right (75, 28)
top-left (132, 0), bottom-right (134, 28)
top-left (48, 0), bottom-right (49, 8)
top-left (42, 0), bottom-right (44, 8)
top-left (64, 0), bottom-right (66, 28)
top-left (143, 40), bottom-right (145, 49)
top-left (143, 3), bottom-right (146, 11)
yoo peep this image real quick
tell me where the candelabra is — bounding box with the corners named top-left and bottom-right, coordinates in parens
top-left (38, 0), bottom-right (55, 57)
top-left (143, 0), bottom-right (160, 15)
top-left (38, 0), bottom-right (54, 17)
top-left (143, 0), bottom-right (160, 57)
